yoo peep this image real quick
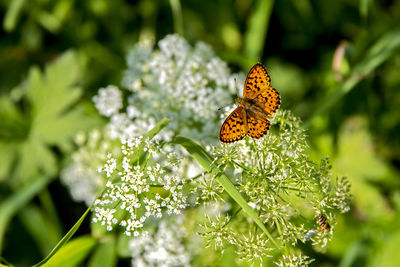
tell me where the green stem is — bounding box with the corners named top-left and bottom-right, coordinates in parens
top-left (169, 0), bottom-right (184, 36)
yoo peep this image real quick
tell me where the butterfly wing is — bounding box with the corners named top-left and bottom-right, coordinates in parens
top-left (243, 63), bottom-right (271, 99)
top-left (247, 116), bottom-right (271, 139)
top-left (219, 106), bottom-right (247, 143)
top-left (243, 63), bottom-right (280, 115)
top-left (220, 63), bottom-right (279, 143)
top-left (251, 86), bottom-right (280, 115)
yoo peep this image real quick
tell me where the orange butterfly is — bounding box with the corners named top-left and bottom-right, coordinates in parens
top-left (219, 63), bottom-right (280, 143)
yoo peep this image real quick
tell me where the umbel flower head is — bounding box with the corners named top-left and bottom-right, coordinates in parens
top-left (129, 218), bottom-right (191, 267)
top-left (197, 110), bottom-right (351, 265)
top-left (62, 34), bottom-right (239, 205)
top-left (92, 135), bottom-right (187, 237)
top-left (60, 34), bottom-right (351, 266)
top-left (119, 34), bottom-right (241, 143)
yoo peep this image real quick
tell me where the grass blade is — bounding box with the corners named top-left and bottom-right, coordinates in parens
top-left (305, 30), bottom-right (400, 127)
top-left (131, 118), bottom-right (170, 163)
top-left (32, 204), bottom-right (93, 267)
top-left (41, 236), bottom-right (97, 267)
top-left (0, 175), bottom-right (52, 253)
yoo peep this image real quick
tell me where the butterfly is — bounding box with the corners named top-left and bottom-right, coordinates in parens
top-left (219, 63), bottom-right (280, 143)
top-left (317, 214), bottom-right (331, 232)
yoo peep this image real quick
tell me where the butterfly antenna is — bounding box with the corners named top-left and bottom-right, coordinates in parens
top-left (234, 77), bottom-right (239, 95)
top-left (234, 76), bottom-right (242, 97)
top-left (218, 75), bottom-right (240, 111)
top-left (218, 103), bottom-right (231, 111)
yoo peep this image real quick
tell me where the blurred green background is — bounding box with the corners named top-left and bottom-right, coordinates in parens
top-left (1, 0), bottom-right (400, 266)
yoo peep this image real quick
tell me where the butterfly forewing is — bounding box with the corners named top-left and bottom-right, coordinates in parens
top-left (219, 106), bottom-right (247, 143)
top-left (243, 63), bottom-right (271, 99)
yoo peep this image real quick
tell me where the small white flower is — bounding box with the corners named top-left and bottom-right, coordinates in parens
top-left (92, 137), bottom-right (188, 237)
top-left (129, 219), bottom-right (191, 267)
top-left (93, 85), bottom-right (123, 117)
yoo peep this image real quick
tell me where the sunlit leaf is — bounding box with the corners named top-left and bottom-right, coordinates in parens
top-left (40, 236), bottom-right (97, 267)
top-left (335, 116), bottom-right (396, 219)
top-left (88, 235), bottom-right (117, 267)
top-left (0, 50), bottom-right (100, 186)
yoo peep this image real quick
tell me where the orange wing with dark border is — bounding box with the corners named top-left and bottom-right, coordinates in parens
top-left (243, 63), bottom-right (271, 99)
top-left (243, 63), bottom-right (280, 115)
top-left (252, 87), bottom-right (280, 115)
top-left (219, 106), bottom-right (247, 143)
top-left (247, 116), bottom-right (271, 139)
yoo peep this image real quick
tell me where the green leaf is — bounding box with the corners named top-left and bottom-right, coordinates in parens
top-left (0, 175), bottom-right (52, 253)
top-left (337, 240), bottom-right (366, 267)
top-left (32, 205), bottom-right (93, 267)
top-left (244, 0), bottom-right (275, 60)
top-left (26, 51), bottom-right (81, 118)
top-left (173, 136), bottom-right (279, 248)
top-left (3, 0), bottom-right (26, 32)
top-left (370, 230), bottom-right (400, 267)
top-left (0, 143), bottom-right (17, 182)
top-left (0, 96), bottom-right (27, 181)
top-left (359, 0), bottom-right (369, 19)
top-left (0, 96), bottom-right (28, 141)
top-left (0, 50), bottom-right (100, 186)
top-left (169, 0), bottom-right (183, 36)
top-left (19, 205), bottom-right (62, 257)
top-left (335, 116), bottom-right (395, 219)
top-left (15, 138), bottom-right (58, 183)
top-left (40, 236), bottom-right (97, 267)
top-left (88, 235), bottom-right (117, 267)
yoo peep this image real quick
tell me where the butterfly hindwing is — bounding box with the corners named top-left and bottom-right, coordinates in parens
top-left (252, 86), bottom-right (281, 115)
top-left (247, 116), bottom-right (271, 139)
top-left (219, 106), bottom-right (247, 143)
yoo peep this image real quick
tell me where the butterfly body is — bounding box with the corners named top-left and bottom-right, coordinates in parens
top-left (219, 63), bottom-right (280, 143)
top-left (238, 98), bottom-right (271, 122)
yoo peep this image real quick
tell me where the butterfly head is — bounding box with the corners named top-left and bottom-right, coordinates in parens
top-left (235, 97), bottom-right (244, 105)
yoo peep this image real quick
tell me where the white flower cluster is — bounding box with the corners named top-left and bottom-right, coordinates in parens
top-left (129, 219), bottom-right (191, 267)
top-left (59, 34), bottom-right (351, 265)
top-left (92, 85), bottom-right (123, 117)
top-left (92, 136), bottom-right (188, 237)
top-left (274, 253), bottom-right (315, 267)
top-left (235, 232), bottom-right (273, 264)
top-left (119, 34), bottom-right (242, 143)
top-left (60, 129), bottom-right (112, 205)
top-left (202, 110), bottom-right (351, 264)
top-left (199, 215), bottom-right (237, 253)
top-left (63, 34), bottom-right (242, 208)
